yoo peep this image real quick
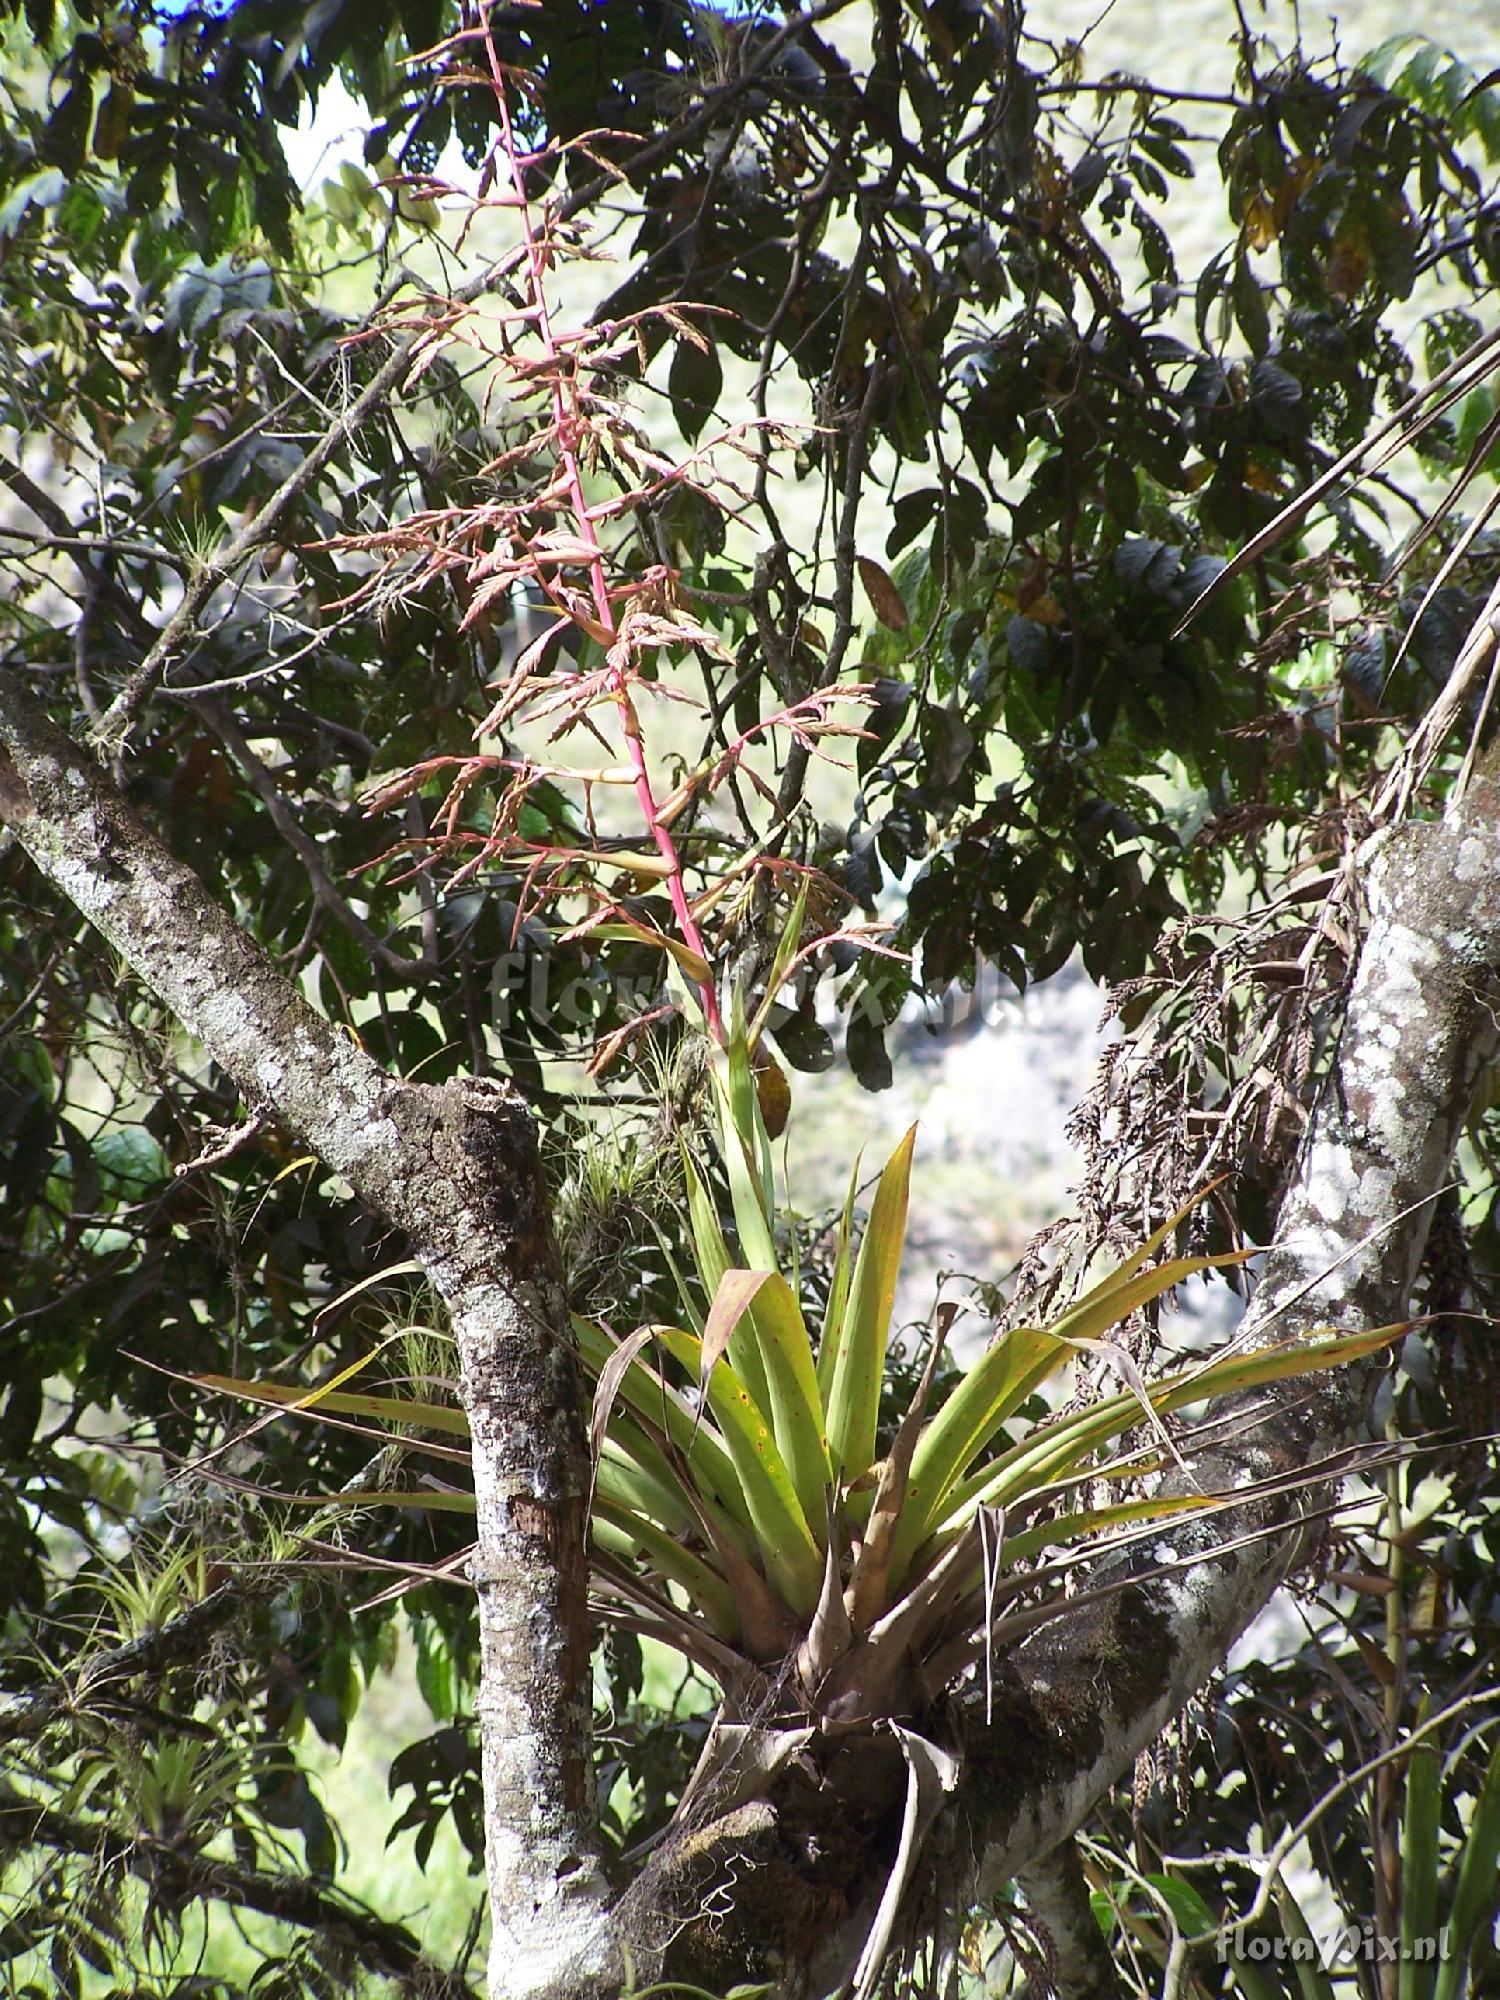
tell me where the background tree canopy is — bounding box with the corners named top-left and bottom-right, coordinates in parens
top-left (2, 1), bottom-right (1500, 1996)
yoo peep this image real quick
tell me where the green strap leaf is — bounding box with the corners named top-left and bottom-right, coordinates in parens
top-left (651, 1221), bottom-right (708, 1338)
top-left (816, 1157), bottom-right (860, 1400)
top-left (1434, 1727), bottom-right (1500, 2000)
top-left (747, 881), bottom-right (811, 1049)
top-left (573, 1315), bottom-right (754, 1535)
top-left (682, 1148), bottom-right (731, 1297)
top-left (710, 1033), bottom-right (778, 1271)
top-left (1399, 1694), bottom-right (1442, 2000)
top-left (1064, 1181), bottom-right (1229, 1315)
top-left (702, 1267), bottom-right (833, 1530)
top-left (591, 1502), bottom-right (739, 1641)
top-left (1272, 1882), bottom-right (1339, 2000)
top-left (846, 1317), bottom-right (951, 1630)
top-left (995, 1492), bottom-right (1227, 1569)
top-left (655, 1325), bottom-right (823, 1620)
top-left (1050, 1248), bottom-right (1254, 1349)
top-left (193, 1373), bottom-right (470, 1453)
top-left (941, 1324), bottom-right (1405, 1530)
top-left (681, 1146), bottom-right (772, 1417)
top-left (888, 1324), bottom-right (1068, 1589)
top-left (280, 1487), bottom-right (475, 1511)
top-left (824, 1124), bottom-right (917, 1488)
top-left (596, 1427), bottom-right (696, 1539)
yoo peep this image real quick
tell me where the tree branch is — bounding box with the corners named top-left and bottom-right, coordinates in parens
top-left (953, 768), bottom-right (1500, 1908)
top-left (89, 267), bottom-right (480, 748)
top-left (1016, 1838), bottom-right (1120, 2000)
top-left (0, 1575), bottom-right (281, 1746)
top-left (190, 689), bottom-right (436, 981)
top-left (0, 1794), bottom-right (474, 1998)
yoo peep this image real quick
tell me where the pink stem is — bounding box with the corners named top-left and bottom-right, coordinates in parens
top-left (487, 50), bottom-right (723, 1040)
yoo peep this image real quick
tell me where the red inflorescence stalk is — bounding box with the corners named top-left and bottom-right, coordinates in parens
top-left (484, 43), bottom-right (724, 1042)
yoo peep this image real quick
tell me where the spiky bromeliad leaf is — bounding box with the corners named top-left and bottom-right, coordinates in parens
top-left (680, 1146), bottom-right (770, 1403)
top-left (701, 1266), bottom-right (833, 1528)
top-left (844, 1314), bottom-right (952, 1632)
top-left (934, 1322), bottom-right (1408, 1542)
top-left (885, 1191), bottom-right (1252, 1584)
top-left (193, 1372), bottom-right (471, 1444)
top-left (592, 1505), bottom-right (739, 1640)
top-left (816, 1156), bottom-right (860, 1402)
top-left (994, 1491), bottom-right (1228, 1570)
top-left (823, 1124), bottom-right (918, 1489)
top-left (747, 880), bottom-right (812, 1050)
top-left (574, 1314), bottom-right (755, 1537)
top-left (682, 1146), bottom-right (732, 1296)
top-left (653, 1323), bottom-right (824, 1619)
top-left (885, 1323), bottom-right (1071, 1589)
top-left (711, 1024), bottom-right (777, 1267)
top-left (595, 1425), bottom-right (696, 1538)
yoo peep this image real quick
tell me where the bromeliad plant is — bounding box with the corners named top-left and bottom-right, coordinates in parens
top-left (194, 993), bottom-right (1399, 1738)
top-left (175, 57), bottom-right (1409, 1971)
top-left (184, 1057), bottom-right (1401, 2000)
top-left (185, 49), bottom-right (1400, 1732)
top-left (572, 998), bottom-right (1401, 1727)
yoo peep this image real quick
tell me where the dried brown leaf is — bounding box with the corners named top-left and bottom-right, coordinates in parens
top-left (858, 555), bottom-right (910, 632)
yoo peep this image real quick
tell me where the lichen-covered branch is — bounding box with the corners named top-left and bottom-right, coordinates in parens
top-left (0, 675), bottom-right (608, 2000)
top-left (955, 773), bottom-right (1500, 1916)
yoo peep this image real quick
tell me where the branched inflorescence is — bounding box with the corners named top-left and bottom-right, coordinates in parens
top-left (320, 26), bottom-right (881, 1069)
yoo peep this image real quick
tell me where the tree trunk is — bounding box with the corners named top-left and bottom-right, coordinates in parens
top-left (0, 676), bottom-right (609, 2000)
